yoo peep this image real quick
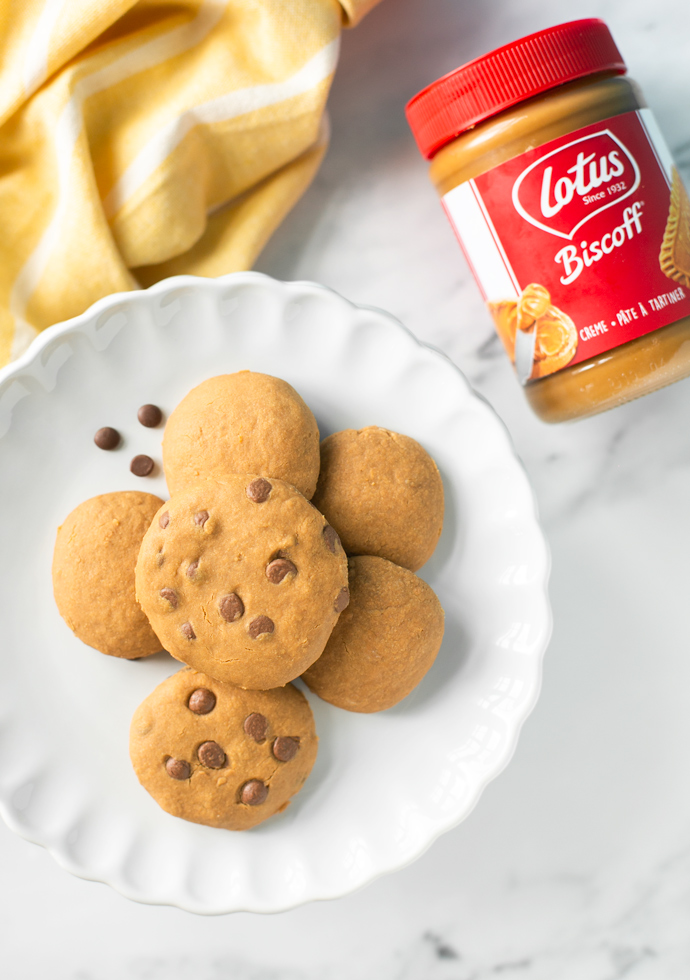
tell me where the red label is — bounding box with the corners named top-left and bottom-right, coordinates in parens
top-left (442, 110), bottom-right (690, 383)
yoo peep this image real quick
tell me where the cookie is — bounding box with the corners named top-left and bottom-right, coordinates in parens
top-left (130, 668), bottom-right (318, 830)
top-left (52, 491), bottom-right (164, 659)
top-left (311, 427), bottom-right (444, 571)
top-left (660, 167), bottom-right (690, 288)
top-left (135, 475), bottom-right (349, 689)
top-left (162, 371), bottom-right (320, 498)
top-left (302, 556), bottom-right (444, 712)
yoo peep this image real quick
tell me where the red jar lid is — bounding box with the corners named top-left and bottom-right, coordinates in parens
top-left (406, 19), bottom-right (627, 159)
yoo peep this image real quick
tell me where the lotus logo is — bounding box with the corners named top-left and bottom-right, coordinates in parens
top-left (512, 130), bottom-right (641, 241)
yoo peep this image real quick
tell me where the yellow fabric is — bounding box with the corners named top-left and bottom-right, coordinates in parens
top-left (0, 0), bottom-right (381, 365)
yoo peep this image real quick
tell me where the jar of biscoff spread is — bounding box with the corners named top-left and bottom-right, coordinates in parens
top-left (406, 19), bottom-right (690, 423)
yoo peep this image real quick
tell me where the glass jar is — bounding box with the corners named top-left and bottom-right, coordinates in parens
top-left (406, 19), bottom-right (690, 423)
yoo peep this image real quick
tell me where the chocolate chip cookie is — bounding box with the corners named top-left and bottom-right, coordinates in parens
top-left (302, 556), bottom-right (444, 712)
top-left (135, 475), bottom-right (349, 689)
top-left (312, 427), bottom-right (444, 571)
top-left (162, 371), bottom-right (321, 499)
top-left (130, 668), bottom-right (318, 830)
top-left (52, 491), bottom-right (164, 659)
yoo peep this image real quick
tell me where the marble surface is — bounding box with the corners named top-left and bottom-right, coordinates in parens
top-left (4, 0), bottom-right (690, 975)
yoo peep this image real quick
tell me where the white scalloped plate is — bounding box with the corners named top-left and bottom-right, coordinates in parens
top-left (0, 273), bottom-right (550, 914)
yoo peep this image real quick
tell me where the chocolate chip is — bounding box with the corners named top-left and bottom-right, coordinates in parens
top-left (323, 525), bottom-right (340, 553)
top-left (159, 511), bottom-right (170, 529)
top-left (246, 478), bottom-right (272, 503)
top-left (197, 741), bottom-right (226, 769)
top-left (266, 558), bottom-right (297, 584)
top-left (160, 587), bottom-right (178, 608)
top-left (137, 404), bottom-right (163, 427)
top-left (194, 510), bottom-right (209, 527)
top-left (240, 779), bottom-right (268, 806)
top-left (272, 736), bottom-right (300, 762)
top-left (94, 426), bottom-right (120, 450)
top-left (243, 713), bottom-right (268, 742)
top-left (130, 454), bottom-right (154, 477)
top-left (186, 560), bottom-right (199, 578)
top-left (165, 757), bottom-right (191, 780)
top-left (188, 688), bottom-right (216, 714)
top-left (219, 593), bottom-right (244, 622)
top-left (334, 587), bottom-right (350, 613)
top-left (180, 621), bottom-right (196, 640)
top-left (248, 615), bottom-right (274, 639)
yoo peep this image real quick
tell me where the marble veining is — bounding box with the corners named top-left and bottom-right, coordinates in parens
top-left (3, 0), bottom-right (690, 976)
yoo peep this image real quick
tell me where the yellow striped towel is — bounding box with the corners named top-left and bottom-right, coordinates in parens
top-left (0, 0), bottom-right (381, 365)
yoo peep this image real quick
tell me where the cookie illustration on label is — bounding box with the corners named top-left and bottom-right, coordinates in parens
top-left (489, 284), bottom-right (577, 379)
top-left (517, 282), bottom-right (551, 333)
top-left (660, 168), bottom-right (690, 288)
top-left (488, 300), bottom-right (519, 363)
top-left (531, 304), bottom-right (578, 378)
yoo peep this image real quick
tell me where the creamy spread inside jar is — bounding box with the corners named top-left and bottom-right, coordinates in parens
top-left (406, 19), bottom-right (690, 423)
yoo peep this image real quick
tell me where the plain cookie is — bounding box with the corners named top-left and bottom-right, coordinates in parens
top-left (52, 491), bottom-right (164, 659)
top-left (135, 475), bottom-right (349, 689)
top-left (130, 668), bottom-right (318, 830)
top-left (162, 371), bottom-right (320, 498)
top-left (311, 427), bottom-right (444, 571)
top-left (302, 556), bottom-right (444, 712)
